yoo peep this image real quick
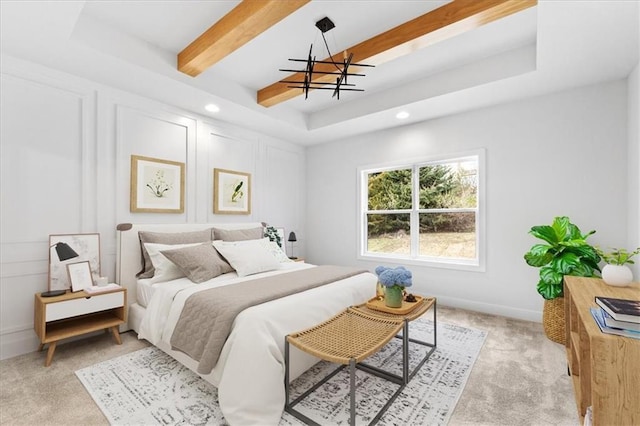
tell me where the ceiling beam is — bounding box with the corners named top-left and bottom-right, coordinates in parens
top-left (178, 0), bottom-right (310, 77)
top-left (257, 0), bottom-right (537, 108)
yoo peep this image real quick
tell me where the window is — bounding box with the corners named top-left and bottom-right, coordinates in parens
top-left (359, 151), bottom-right (484, 270)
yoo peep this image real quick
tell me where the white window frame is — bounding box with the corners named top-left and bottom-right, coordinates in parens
top-left (357, 149), bottom-right (486, 272)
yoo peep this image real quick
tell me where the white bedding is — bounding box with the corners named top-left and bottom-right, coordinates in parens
top-left (135, 278), bottom-right (154, 308)
top-left (137, 262), bottom-right (376, 425)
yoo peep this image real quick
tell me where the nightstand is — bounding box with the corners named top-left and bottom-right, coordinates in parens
top-left (34, 287), bottom-right (127, 366)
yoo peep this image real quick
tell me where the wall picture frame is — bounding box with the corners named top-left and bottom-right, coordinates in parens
top-left (67, 261), bottom-right (94, 292)
top-left (130, 155), bottom-right (185, 213)
top-left (213, 168), bottom-right (251, 215)
top-left (49, 233), bottom-right (101, 291)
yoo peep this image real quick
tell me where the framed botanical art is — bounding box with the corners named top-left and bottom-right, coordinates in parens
top-left (130, 155), bottom-right (185, 213)
top-left (67, 261), bottom-right (94, 292)
top-left (213, 168), bottom-right (251, 215)
top-left (49, 233), bottom-right (101, 291)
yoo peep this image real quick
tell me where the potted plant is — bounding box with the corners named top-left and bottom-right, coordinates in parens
top-left (524, 216), bottom-right (601, 344)
top-left (375, 266), bottom-right (412, 308)
top-left (596, 247), bottom-right (640, 287)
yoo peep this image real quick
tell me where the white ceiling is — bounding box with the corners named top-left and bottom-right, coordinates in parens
top-left (1, 1), bottom-right (638, 146)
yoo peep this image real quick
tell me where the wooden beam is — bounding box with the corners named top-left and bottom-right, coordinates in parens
top-left (178, 0), bottom-right (310, 77)
top-left (257, 0), bottom-right (537, 107)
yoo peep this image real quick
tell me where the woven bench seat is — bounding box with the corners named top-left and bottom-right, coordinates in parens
top-left (287, 308), bottom-right (403, 364)
top-left (285, 309), bottom-right (405, 426)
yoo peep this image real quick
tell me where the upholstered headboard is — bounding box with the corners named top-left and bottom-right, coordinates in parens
top-left (115, 222), bottom-right (264, 310)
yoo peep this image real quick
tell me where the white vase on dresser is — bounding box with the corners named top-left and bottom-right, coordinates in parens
top-left (601, 264), bottom-right (633, 287)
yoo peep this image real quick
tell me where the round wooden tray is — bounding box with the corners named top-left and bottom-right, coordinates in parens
top-left (365, 295), bottom-right (424, 315)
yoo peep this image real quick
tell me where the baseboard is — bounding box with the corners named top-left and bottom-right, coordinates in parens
top-left (436, 295), bottom-right (542, 323)
top-left (0, 328), bottom-right (40, 361)
top-left (0, 328), bottom-right (115, 361)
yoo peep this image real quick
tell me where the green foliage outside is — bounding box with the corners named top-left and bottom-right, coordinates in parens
top-left (367, 163), bottom-right (477, 237)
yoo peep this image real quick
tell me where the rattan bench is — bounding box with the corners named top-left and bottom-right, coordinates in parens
top-left (285, 308), bottom-right (405, 426)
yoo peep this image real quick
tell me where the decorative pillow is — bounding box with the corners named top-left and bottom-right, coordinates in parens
top-left (144, 242), bottom-right (202, 284)
top-left (213, 239), bottom-right (280, 277)
top-left (257, 238), bottom-right (293, 263)
top-left (137, 229), bottom-right (213, 278)
top-left (213, 227), bottom-right (264, 242)
top-left (161, 243), bottom-right (234, 283)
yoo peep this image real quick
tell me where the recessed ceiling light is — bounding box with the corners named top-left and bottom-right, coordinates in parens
top-left (205, 104), bottom-right (220, 113)
top-left (396, 111), bottom-right (410, 120)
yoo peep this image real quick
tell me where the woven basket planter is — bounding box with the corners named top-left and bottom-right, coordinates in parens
top-left (542, 297), bottom-right (565, 345)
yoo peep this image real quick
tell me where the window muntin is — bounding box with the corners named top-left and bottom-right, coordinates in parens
top-left (361, 154), bottom-right (481, 268)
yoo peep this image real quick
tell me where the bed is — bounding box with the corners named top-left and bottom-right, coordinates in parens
top-left (115, 222), bottom-right (377, 425)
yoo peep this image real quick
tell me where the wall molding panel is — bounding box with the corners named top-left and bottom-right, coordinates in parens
top-left (0, 64), bottom-right (98, 359)
top-left (0, 55), bottom-right (305, 360)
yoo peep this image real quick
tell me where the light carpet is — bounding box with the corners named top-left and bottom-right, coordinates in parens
top-left (75, 319), bottom-right (486, 425)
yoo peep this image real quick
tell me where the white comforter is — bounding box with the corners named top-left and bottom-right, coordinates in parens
top-left (138, 263), bottom-right (376, 425)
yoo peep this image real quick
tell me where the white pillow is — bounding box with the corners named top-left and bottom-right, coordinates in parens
top-left (257, 238), bottom-right (293, 263)
top-left (144, 242), bottom-right (202, 284)
top-left (213, 239), bottom-right (280, 277)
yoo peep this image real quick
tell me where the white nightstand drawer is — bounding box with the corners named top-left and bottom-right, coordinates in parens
top-left (46, 292), bottom-right (124, 322)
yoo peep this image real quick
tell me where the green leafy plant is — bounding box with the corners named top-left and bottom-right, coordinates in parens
top-left (524, 216), bottom-right (601, 300)
top-left (263, 226), bottom-right (282, 248)
top-left (595, 247), bottom-right (640, 265)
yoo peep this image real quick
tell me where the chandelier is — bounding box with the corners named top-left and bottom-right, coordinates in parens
top-left (279, 17), bottom-right (374, 100)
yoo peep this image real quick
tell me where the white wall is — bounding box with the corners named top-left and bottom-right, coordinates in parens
top-left (307, 80), bottom-right (629, 322)
top-left (0, 55), bottom-right (305, 360)
top-left (628, 62), bottom-right (640, 278)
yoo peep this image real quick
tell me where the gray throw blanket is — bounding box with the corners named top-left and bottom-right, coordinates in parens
top-left (170, 265), bottom-right (367, 374)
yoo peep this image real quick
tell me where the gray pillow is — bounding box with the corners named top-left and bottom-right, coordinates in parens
top-left (213, 227), bottom-right (264, 242)
top-left (137, 229), bottom-right (213, 278)
top-left (161, 243), bottom-right (234, 283)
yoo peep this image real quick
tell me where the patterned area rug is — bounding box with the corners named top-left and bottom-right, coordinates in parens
top-left (76, 318), bottom-right (486, 425)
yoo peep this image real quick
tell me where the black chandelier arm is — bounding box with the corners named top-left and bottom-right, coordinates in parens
top-left (279, 70), bottom-right (367, 77)
top-left (282, 81), bottom-right (358, 87)
top-left (285, 86), bottom-right (365, 92)
top-left (285, 58), bottom-right (374, 68)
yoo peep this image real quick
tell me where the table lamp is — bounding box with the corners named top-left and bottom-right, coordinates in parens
top-left (288, 231), bottom-right (297, 260)
top-left (42, 242), bottom-right (79, 297)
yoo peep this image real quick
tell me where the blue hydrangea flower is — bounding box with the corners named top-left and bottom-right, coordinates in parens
top-left (375, 265), bottom-right (412, 288)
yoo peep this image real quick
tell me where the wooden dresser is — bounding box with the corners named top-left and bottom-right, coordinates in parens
top-left (563, 276), bottom-right (640, 425)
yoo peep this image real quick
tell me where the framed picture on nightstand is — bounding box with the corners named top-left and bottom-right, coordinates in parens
top-left (67, 261), bottom-right (94, 292)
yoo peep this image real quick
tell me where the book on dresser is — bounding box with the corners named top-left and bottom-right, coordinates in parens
top-left (594, 296), bottom-right (640, 323)
top-left (590, 308), bottom-right (640, 339)
top-left (601, 308), bottom-right (640, 331)
top-left (84, 283), bottom-right (121, 294)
